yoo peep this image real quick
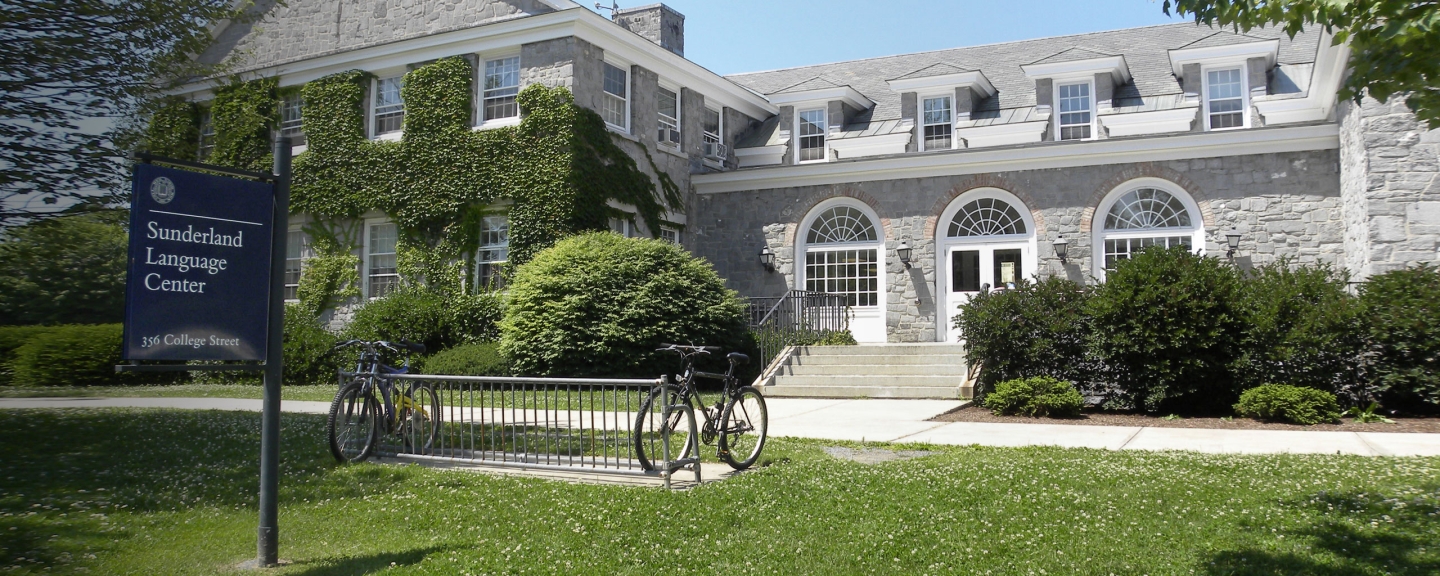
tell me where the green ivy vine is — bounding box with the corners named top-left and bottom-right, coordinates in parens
top-left (143, 97), bottom-right (199, 160)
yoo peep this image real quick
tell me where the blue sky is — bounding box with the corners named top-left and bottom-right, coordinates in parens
top-left (585, 0), bottom-right (1190, 76)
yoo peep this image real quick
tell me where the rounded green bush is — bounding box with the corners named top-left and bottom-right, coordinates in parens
top-left (983, 376), bottom-right (1084, 418)
top-left (424, 342), bottom-right (508, 376)
top-left (342, 289), bottom-right (502, 354)
top-left (1359, 265), bottom-right (1440, 414)
top-left (1234, 260), bottom-right (1361, 396)
top-left (500, 232), bottom-right (749, 378)
top-left (955, 277), bottom-right (1093, 397)
top-left (7, 325), bottom-right (176, 386)
top-left (1234, 384), bottom-right (1342, 425)
top-left (282, 304), bottom-right (341, 386)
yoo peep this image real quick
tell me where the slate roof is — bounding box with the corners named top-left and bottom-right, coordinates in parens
top-left (1027, 47), bottom-right (1119, 66)
top-left (890, 62), bottom-right (976, 81)
top-left (724, 22), bottom-right (1322, 140)
top-left (773, 76), bottom-right (848, 94)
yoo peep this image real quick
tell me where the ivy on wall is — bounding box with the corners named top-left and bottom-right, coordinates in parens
top-left (142, 97), bottom-right (199, 161)
top-left (209, 76), bottom-right (278, 172)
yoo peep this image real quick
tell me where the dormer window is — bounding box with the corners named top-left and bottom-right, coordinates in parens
top-left (372, 76), bottom-right (404, 136)
top-left (797, 109), bottom-right (827, 162)
top-left (1056, 81), bottom-right (1093, 140)
top-left (1205, 67), bottom-right (1247, 130)
top-left (921, 96), bottom-right (953, 151)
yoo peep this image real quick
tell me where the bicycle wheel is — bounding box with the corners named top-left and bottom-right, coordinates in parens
top-left (633, 386), bottom-right (697, 472)
top-left (718, 386), bottom-right (768, 470)
top-left (397, 382), bottom-right (441, 455)
top-left (328, 380), bottom-right (379, 463)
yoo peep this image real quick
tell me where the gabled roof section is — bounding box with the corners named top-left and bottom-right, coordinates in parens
top-left (1176, 31), bottom-right (1274, 50)
top-left (1026, 47), bottom-right (1116, 66)
top-left (766, 76), bottom-right (874, 110)
top-left (891, 63), bottom-right (975, 81)
top-left (772, 76), bottom-right (846, 94)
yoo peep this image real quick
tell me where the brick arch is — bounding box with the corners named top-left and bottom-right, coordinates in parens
top-left (923, 175), bottom-right (1045, 240)
top-left (1080, 163), bottom-right (1215, 231)
top-left (788, 185), bottom-right (889, 246)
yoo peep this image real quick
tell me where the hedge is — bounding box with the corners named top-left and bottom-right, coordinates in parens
top-left (983, 376), bottom-right (1084, 418)
top-left (953, 277), bottom-right (1093, 398)
top-left (0, 326), bottom-right (58, 385)
top-left (1234, 384), bottom-right (1342, 425)
top-left (1359, 264), bottom-right (1440, 413)
top-left (6, 325), bottom-right (178, 387)
top-left (424, 342), bottom-right (508, 377)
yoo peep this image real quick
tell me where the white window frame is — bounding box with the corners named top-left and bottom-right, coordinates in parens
top-left (279, 94), bottom-right (304, 138)
top-left (479, 54), bottom-right (521, 127)
top-left (659, 226), bottom-right (680, 244)
top-left (197, 109), bottom-right (215, 161)
top-left (602, 60), bottom-right (630, 133)
top-left (475, 214), bottom-right (509, 291)
top-left (657, 83), bottom-right (680, 147)
top-left (702, 106), bottom-right (725, 162)
top-left (1202, 65), bottom-right (1250, 131)
top-left (1054, 79), bottom-right (1095, 141)
top-left (370, 74), bottom-right (406, 139)
top-left (795, 108), bottom-right (828, 164)
top-left (919, 93), bottom-right (954, 151)
top-left (609, 216), bottom-right (637, 237)
top-left (1090, 177), bottom-right (1206, 281)
top-left (283, 227), bottom-right (313, 302)
top-left (363, 219), bottom-right (400, 299)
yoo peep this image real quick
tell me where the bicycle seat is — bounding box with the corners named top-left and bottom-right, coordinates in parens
top-left (727, 352), bottom-right (749, 366)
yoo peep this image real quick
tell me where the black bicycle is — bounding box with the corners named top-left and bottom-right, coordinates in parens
top-left (633, 344), bottom-right (768, 471)
top-left (326, 339), bottom-right (440, 463)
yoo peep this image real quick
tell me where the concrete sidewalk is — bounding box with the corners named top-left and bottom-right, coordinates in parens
top-left (4, 396), bottom-right (1440, 457)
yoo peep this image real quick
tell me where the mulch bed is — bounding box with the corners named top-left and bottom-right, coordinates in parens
top-left (932, 404), bottom-right (1440, 434)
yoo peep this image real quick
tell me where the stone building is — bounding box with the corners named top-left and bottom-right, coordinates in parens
top-left (184, 1), bottom-right (1439, 342)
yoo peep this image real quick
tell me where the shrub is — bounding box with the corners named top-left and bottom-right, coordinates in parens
top-left (424, 342), bottom-right (508, 376)
top-left (954, 277), bottom-right (1093, 397)
top-left (1234, 260), bottom-right (1363, 397)
top-left (342, 289), bottom-right (504, 354)
top-left (283, 304), bottom-right (341, 386)
top-left (0, 211), bottom-right (128, 326)
top-left (500, 232), bottom-right (749, 378)
top-left (0, 326), bottom-right (57, 385)
top-left (7, 324), bottom-right (177, 386)
top-left (1359, 265), bottom-right (1440, 414)
top-left (445, 292), bottom-right (504, 346)
top-left (983, 376), bottom-right (1084, 418)
top-left (1086, 247), bottom-right (1246, 414)
top-left (1234, 384), bottom-right (1342, 425)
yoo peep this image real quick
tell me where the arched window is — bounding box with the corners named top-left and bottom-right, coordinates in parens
top-left (948, 197), bottom-right (1027, 237)
top-left (801, 203), bottom-right (882, 308)
top-left (806, 206), bottom-right (877, 244)
top-left (1094, 182), bottom-right (1203, 272)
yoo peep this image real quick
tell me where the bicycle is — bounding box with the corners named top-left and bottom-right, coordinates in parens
top-left (633, 344), bottom-right (768, 471)
top-left (326, 339), bottom-right (441, 463)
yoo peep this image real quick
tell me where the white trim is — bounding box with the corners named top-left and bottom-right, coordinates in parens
top-left (1098, 106), bottom-right (1198, 137)
top-left (797, 198), bottom-right (887, 343)
top-left (885, 71), bottom-right (997, 99)
top-left (918, 93), bottom-right (956, 152)
top-left (1168, 39), bottom-right (1279, 76)
top-left (767, 86), bottom-right (872, 111)
top-left (477, 52), bottom-right (522, 125)
top-left (954, 119), bottom-right (1050, 149)
top-left (695, 123), bottom-right (1338, 194)
top-left (828, 132), bottom-right (912, 159)
top-left (735, 145), bottom-right (786, 167)
top-left (1254, 31), bottom-right (1348, 125)
top-left (362, 218), bottom-right (400, 299)
top-left (473, 116), bottom-right (522, 131)
top-left (1022, 55), bottom-right (1131, 84)
top-left (1091, 177), bottom-right (1206, 281)
top-left (1202, 64), bottom-right (1251, 131)
top-left (601, 59), bottom-right (631, 133)
top-left (795, 108), bottom-right (829, 164)
top-left (1054, 79), bottom-right (1096, 141)
top-left (369, 72), bottom-right (407, 139)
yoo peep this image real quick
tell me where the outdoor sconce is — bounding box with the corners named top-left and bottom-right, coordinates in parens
top-left (1053, 236), bottom-right (1070, 265)
top-left (1225, 228), bottom-right (1242, 259)
top-left (896, 239), bottom-right (913, 268)
top-left (759, 245), bottom-right (775, 272)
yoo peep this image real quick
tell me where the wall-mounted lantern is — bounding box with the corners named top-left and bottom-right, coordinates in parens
top-left (896, 239), bottom-right (913, 268)
top-left (1053, 236), bottom-right (1070, 265)
top-left (1225, 228), bottom-right (1242, 260)
top-left (759, 245), bottom-right (775, 272)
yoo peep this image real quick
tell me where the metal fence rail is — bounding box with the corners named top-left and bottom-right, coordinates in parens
top-left (376, 374), bottom-right (693, 480)
top-left (748, 290), bottom-right (850, 368)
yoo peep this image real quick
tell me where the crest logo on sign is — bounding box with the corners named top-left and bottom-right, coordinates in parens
top-left (150, 177), bottom-right (176, 204)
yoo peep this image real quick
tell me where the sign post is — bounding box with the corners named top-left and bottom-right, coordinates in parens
top-left (118, 137), bottom-right (291, 567)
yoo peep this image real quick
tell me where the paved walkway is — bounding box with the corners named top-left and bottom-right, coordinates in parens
top-left (4, 396), bottom-right (1440, 457)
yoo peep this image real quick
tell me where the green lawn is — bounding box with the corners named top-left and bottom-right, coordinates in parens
top-left (1, 409), bottom-right (1437, 575)
top-left (0, 384), bottom-right (340, 402)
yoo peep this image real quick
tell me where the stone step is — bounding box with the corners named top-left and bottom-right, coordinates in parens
top-left (790, 354), bottom-right (968, 366)
top-left (777, 364), bottom-right (967, 376)
top-left (797, 344), bottom-right (966, 357)
top-left (760, 384), bottom-right (966, 399)
top-left (772, 375), bottom-right (966, 388)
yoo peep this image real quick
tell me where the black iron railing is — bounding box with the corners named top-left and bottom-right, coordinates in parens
top-left (747, 290), bottom-right (850, 370)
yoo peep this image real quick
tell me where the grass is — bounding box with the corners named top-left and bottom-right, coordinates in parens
top-left (1, 409), bottom-right (1437, 575)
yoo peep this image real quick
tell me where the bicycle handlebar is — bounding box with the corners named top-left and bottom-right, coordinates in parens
top-left (657, 343), bottom-right (721, 354)
top-left (331, 339), bottom-right (426, 355)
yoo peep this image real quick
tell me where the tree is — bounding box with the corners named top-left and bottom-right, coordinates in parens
top-left (0, 0), bottom-right (251, 224)
top-left (0, 210), bottom-right (129, 325)
top-left (1165, 0), bottom-right (1440, 128)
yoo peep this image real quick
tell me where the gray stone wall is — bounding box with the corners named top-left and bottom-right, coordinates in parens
top-left (694, 149), bottom-right (1343, 342)
top-left (612, 4), bottom-right (685, 57)
top-left (1338, 96), bottom-right (1440, 278)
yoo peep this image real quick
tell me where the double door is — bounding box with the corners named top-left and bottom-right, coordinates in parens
top-left (939, 242), bottom-right (1032, 342)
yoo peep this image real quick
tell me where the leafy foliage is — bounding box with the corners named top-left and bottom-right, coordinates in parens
top-left (983, 376), bottom-right (1085, 418)
top-left (1234, 259), bottom-right (1363, 397)
top-left (501, 232), bottom-right (749, 378)
top-left (0, 326), bottom-right (56, 385)
top-left (424, 342), bottom-right (509, 377)
top-left (1164, 0), bottom-right (1440, 128)
top-left (6, 324), bottom-right (176, 386)
top-left (1358, 265), bottom-right (1440, 414)
top-left (208, 76), bottom-right (278, 172)
top-left (0, 210), bottom-right (128, 326)
top-left (1086, 247), bottom-right (1246, 414)
top-left (1343, 401), bottom-right (1396, 424)
top-left (954, 277), bottom-right (1094, 398)
top-left (342, 289), bottom-right (503, 356)
top-left (1234, 383), bottom-right (1342, 425)
top-left (283, 304), bottom-right (341, 387)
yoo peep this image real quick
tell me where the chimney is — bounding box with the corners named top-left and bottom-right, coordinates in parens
top-left (612, 4), bottom-right (684, 57)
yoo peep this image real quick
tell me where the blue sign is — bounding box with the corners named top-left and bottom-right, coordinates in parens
top-left (123, 164), bottom-right (275, 361)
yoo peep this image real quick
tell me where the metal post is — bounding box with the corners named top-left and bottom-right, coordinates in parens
top-left (257, 136), bottom-right (292, 566)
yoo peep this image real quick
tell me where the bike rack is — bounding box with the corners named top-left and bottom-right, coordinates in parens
top-left (658, 382), bottom-right (702, 490)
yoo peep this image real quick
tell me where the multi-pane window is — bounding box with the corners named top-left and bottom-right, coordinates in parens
top-left (482, 57), bottom-right (520, 122)
top-left (797, 109), bottom-right (827, 162)
top-left (948, 198), bottom-right (1027, 237)
top-left (660, 227), bottom-right (680, 244)
top-left (1103, 236), bottom-right (1192, 269)
top-left (1100, 187), bottom-right (1198, 270)
top-left (657, 87), bottom-right (680, 146)
top-left (609, 217), bottom-right (635, 237)
top-left (283, 230), bottom-right (312, 301)
top-left (602, 63), bottom-right (628, 129)
top-left (367, 223), bottom-right (399, 298)
top-left (922, 96), bottom-right (953, 150)
top-left (702, 108), bottom-right (725, 160)
top-left (373, 76), bottom-right (405, 135)
top-left (1057, 82), bottom-right (1092, 140)
top-left (280, 94), bottom-right (304, 137)
top-left (1206, 68), bottom-right (1245, 130)
top-left (476, 215), bottom-right (508, 290)
top-left (197, 111), bottom-right (215, 161)
top-left (805, 249), bottom-right (879, 307)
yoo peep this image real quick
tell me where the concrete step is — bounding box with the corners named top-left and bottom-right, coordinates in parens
top-left (761, 384), bottom-right (965, 399)
top-left (778, 364), bottom-right (967, 376)
top-left (790, 354), bottom-right (968, 366)
top-left (772, 375), bottom-right (966, 388)
top-left (797, 344), bottom-right (967, 357)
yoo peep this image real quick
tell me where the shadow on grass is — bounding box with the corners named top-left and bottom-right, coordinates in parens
top-left (285, 545), bottom-right (448, 576)
top-left (1201, 488), bottom-right (1440, 575)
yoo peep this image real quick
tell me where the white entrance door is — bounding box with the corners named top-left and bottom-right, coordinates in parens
top-left (939, 242), bottom-right (1032, 342)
